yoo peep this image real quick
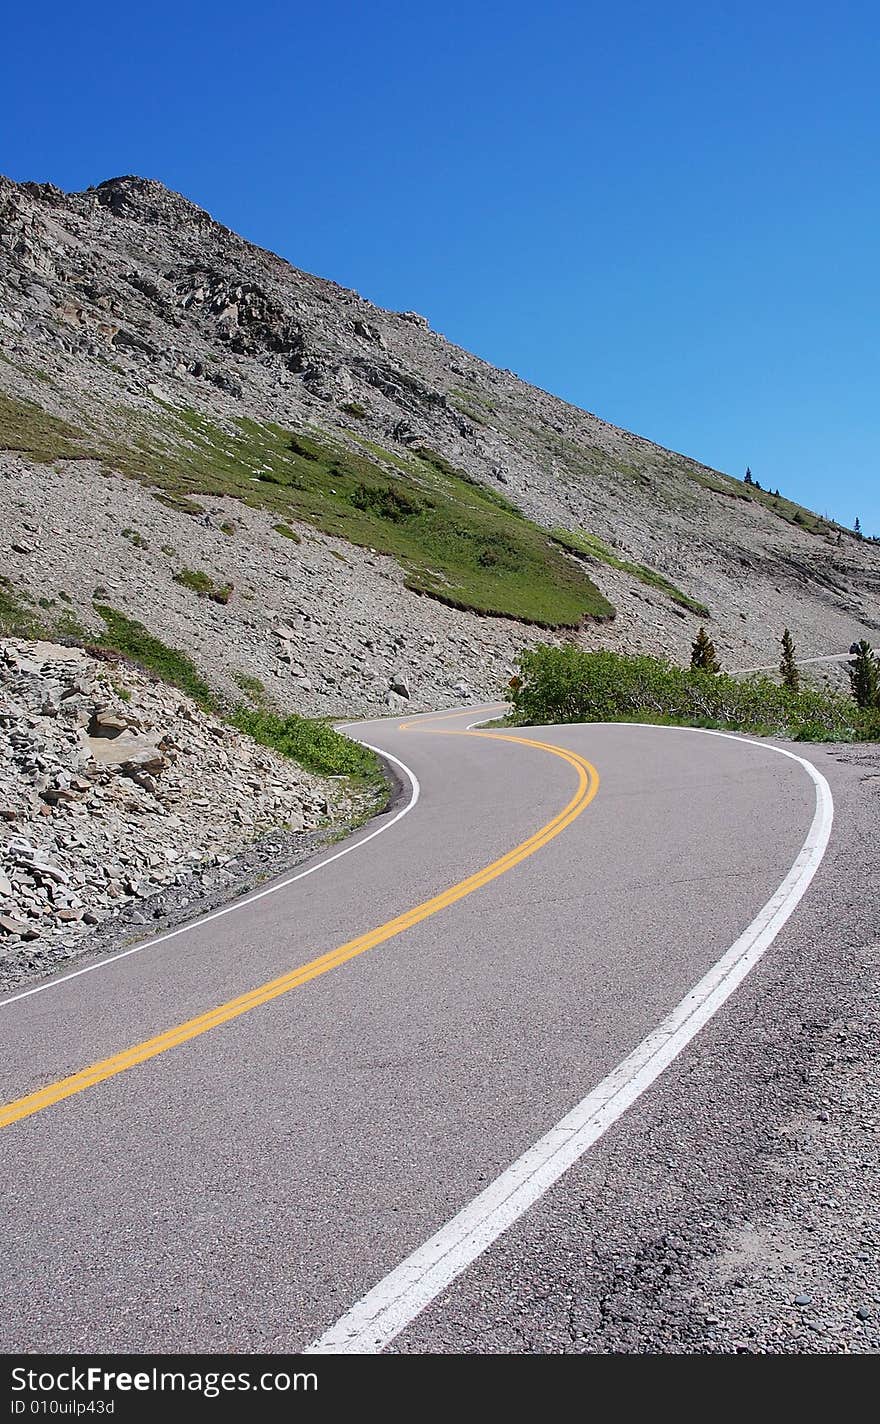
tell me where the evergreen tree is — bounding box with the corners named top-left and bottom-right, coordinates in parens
top-left (690, 626), bottom-right (721, 673)
top-left (849, 640), bottom-right (878, 709)
top-left (854, 516), bottom-right (862, 537)
top-left (780, 628), bottom-right (799, 692)
top-left (744, 467), bottom-right (753, 485)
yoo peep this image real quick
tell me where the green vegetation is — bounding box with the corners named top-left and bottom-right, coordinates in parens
top-left (849, 641), bottom-right (879, 709)
top-left (448, 387), bottom-right (498, 427)
top-left (91, 611), bottom-right (386, 792)
top-left (1, 391), bottom-right (613, 626)
top-left (0, 391), bottom-right (88, 463)
top-left (273, 522), bottom-right (302, 542)
top-left (230, 708), bottom-right (385, 788)
top-left (152, 491), bottom-right (206, 515)
top-left (220, 521), bottom-right (236, 536)
top-left (505, 645), bottom-right (880, 742)
top-left (0, 577), bottom-right (44, 637)
top-left (0, 577), bottom-right (86, 641)
top-left (690, 625), bottom-right (721, 673)
top-left (121, 527), bottom-right (149, 549)
top-left (173, 568), bottom-right (234, 604)
top-left (780, 628), bottom-right (799, 692)
top-left (232, 671), bottom-right (270, 706)
top-left (340, 401), bottom-right (368, 419)
top-left (91, 605), bottom-right (213, 706)
top-left (0, 567), bottom-right (385, 799)
top-left (551, 527), bottom-right (709, 617)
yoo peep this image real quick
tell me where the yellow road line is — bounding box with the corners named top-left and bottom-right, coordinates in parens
top-left (0, 726), bottom-right (598, 1131)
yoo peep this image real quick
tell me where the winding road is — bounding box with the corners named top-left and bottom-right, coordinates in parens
top-left (0, 707), bottom-right (843, 1353)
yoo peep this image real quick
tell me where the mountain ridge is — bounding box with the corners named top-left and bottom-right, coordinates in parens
top-left (1, 172), bottom-right (878, 715)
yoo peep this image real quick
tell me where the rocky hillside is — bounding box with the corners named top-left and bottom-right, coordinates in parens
top-left (2, 173), bottom-right (879, 714)
top-left (0, 637), bottom-right (373, 987)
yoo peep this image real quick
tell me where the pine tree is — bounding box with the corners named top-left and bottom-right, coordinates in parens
top-left (690, 626), bottom-right (721, 673)
top-left (744, 467), bottom-right (753, 485)
top-left (780, 628), bottom-right (799, 692)
top-left (849, 640), bottom-right (878, 709)
top-left (854, 516), bottom-right (862, 537)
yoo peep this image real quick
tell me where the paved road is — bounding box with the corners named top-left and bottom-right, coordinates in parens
top-left (0, 708), bottom-right (839, 1352)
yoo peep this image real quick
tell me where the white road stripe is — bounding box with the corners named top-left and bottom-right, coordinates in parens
top-left (307, 728), bottom-right (833, 1354)
top-left (0, 744), bottom-right (420, 1009)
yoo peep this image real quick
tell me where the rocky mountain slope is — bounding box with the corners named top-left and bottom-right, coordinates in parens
top-left (0, 636), bottom-right (373, 985)
top-left (1, 173), bottom-right (879, 715)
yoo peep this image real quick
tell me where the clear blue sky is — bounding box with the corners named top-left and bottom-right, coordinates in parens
top-left (4, 1), bottom-right (878, 533)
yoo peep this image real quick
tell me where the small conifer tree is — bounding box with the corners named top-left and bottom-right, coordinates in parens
top-left (780, 628), bottom-right (799, 692)
top-left (690, 626), bottom-right (721, 673)
top-left (744, 467), bottom-right (753, 485)
top-left (849, 640), bottom-right (878, 709)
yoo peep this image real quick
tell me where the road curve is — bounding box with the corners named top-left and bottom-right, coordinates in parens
top-left (0, 709), bottom-right (831, 1353)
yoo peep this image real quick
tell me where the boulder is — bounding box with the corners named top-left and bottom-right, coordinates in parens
top-left (86, 730), bottom-right (166, 775)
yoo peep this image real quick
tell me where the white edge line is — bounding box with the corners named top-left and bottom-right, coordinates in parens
top-left (307, 727), bottom-right (834, 1354)
top-left (0, 743), bottom-right (420, 1010)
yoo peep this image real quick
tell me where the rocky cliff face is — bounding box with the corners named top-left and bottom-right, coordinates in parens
top-left (1, 173), bottom-right (878, 713)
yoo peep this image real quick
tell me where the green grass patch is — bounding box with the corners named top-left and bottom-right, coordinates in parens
top-left (0, 391), bottom-right (90, 463)
top-left (91, 605), bottom-right (213, 706)
top-left (551, 528), bottom-right (709, 617)
top-left (230, 708), bottom-right (385, 786)
top-left (173, 567), bottom-right (233, 603)
top-left (0, 577), bottom-right (44, 637)
top-left (0, 577), bottom-right (88, 641)
top-left (152, 491), bottom-right (206, 515)
top-left (13, 394), bottom-right (612, 627)
top-left (273, 522), bottom-right (302, 542)
top-left (507, 645), bottom-right (879, 742)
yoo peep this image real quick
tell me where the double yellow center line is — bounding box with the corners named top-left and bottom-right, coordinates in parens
top-left (0, 719), bottom-right (599, 1131)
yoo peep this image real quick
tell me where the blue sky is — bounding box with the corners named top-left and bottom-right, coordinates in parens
top-left (4, 0), bottom-right (878, 532)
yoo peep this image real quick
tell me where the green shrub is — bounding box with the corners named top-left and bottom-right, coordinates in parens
top-left (505, 645), bottom-right (876, 742)
top-left (350, 482), bottom-right (423, 522)
top-left (273, 522), bottom-right (302, 542)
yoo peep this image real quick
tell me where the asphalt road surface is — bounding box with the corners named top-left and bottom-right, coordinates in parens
top-left (0, 707), bottom-right (863, 1354)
